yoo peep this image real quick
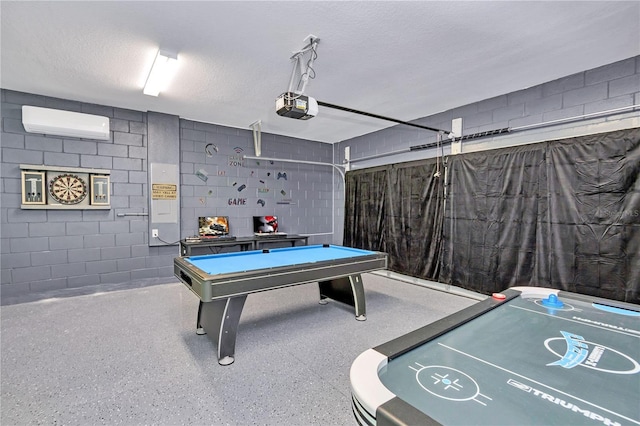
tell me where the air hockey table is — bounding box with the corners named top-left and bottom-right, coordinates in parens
top-left (350, 286), bottom-right (639, 425)
top-left (174, 244), bottom-right (387, 365)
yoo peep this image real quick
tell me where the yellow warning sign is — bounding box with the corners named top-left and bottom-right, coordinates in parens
top-left (152, 183), bottom-right (177, 200)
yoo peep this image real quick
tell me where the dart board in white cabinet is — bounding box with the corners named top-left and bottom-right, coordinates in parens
top-left (47, 172), bottom-right (89, 206)
top-left (20, 165), bottom-right (111, 210)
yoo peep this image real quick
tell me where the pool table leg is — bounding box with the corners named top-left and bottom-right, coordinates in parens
top-left (318, 274), bottom-right (366, 321)
top-left (195, 295), bottom-right (248, 366)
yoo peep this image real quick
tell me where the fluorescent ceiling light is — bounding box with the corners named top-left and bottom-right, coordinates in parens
top-left (143, 50), bottom-right (178, 96)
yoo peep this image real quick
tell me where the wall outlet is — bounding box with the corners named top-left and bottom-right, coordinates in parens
top-left (152, 229), bottom-right (159, 238)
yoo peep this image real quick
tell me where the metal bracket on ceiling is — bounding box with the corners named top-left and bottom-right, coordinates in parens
top-left (287, 34), bottom-right (320, 95)
top-left (250, 120), bottom-right (262, 157)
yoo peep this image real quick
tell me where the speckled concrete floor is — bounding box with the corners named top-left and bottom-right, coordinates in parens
top-left (1, 273), bottom-right (478, 425)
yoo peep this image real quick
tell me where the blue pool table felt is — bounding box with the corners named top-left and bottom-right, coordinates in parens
top-left (184, 245), bottom-right (377, 275)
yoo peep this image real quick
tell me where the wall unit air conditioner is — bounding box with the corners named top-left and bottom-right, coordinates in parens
top-left (22, 106), bottom-right (110, 140)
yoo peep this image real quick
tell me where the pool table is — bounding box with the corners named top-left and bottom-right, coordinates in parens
top-left (350, 286), bottom-right (640, 425)
top-left (174, 244), bottom-right (387, 365)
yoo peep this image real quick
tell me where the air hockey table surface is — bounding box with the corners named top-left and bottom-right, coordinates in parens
top-left (350, 286), bottom-right (640, 425)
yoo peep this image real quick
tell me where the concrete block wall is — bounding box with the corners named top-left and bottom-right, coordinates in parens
top-left (179, 119), bottom-right (340, 244)
top-left (1, 91), bottom-right (346, 300)
top-left (0, 90), bottom-right (178, 299)
top-left (339, 56), bottom-right (640, 168)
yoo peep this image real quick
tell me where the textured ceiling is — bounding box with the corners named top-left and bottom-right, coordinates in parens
top-left (1, 1), bottom-right (639, 143)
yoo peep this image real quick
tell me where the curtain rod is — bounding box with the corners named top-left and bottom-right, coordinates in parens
top-left (510, 104), bottom-right (640, 132)
top-left (409, 104), bottom-right (640, 151)
top-left (347, 104), bottom-right (639, 163)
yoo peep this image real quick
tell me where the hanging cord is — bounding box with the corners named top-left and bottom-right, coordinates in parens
top-left (434, 131), bottom-right (443, 178)
top-left (285, 35), bottom-right (319, 97)
top-left (296, 42), bottom-right (318, 93)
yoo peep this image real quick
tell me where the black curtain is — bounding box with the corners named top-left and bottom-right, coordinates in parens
top-left (344, 159), bottom-right (444, 280)
top-left (544, 129), bottom-right (640, 301)
top-left (344, 166), bottom-right (388, 253)
top-left (343, 128), bottom-right (640, 304)
top-left (441, 144), bottom-right (547, 294)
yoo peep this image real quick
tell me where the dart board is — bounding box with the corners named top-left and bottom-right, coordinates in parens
top-left (49, 173), bottom-right (88, 205)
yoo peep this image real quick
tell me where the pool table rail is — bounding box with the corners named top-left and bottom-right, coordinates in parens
top-left (175, 252), bottom-right (387, 302)
top-left (174, 245), bottom-right (388, 365)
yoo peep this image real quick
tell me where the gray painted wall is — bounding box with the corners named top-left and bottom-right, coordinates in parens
top-left (1, 91), bottom-right (342, 301)
top-left (338, 56), bottom-right (640, 168)
top-left (0, 90), bottom-right (177, 300)
top-left (178, 119), bottom-right (341, 242)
